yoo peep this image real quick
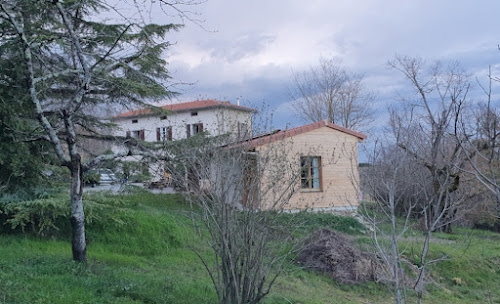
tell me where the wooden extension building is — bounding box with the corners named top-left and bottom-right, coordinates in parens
top-left (241, 120), bottom-right (367, 211)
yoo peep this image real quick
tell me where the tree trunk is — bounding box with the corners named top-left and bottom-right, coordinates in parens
top-left (70, 154), bottom-right (87, 262)
top-left (442, 222), bottom-right (453, 234)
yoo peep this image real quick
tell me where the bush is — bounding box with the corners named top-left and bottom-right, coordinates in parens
top-left (0, 194), bottom-right (70, 236)
top-left (0, 193), bottom-right (128, 237)
top-left (0, 184), bottom-right (66, 204)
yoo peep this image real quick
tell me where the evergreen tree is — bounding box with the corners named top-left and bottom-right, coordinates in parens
top-left (0, 0), bottom-right (179, 261)
top-left (0, 35), bottom-right (48, 197)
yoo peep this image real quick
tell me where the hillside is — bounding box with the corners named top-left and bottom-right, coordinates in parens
top-left (1, 191), bottom-right (500, 304)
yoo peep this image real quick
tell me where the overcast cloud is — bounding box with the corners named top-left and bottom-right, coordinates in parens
top-left (145, 0), bottom-right (500, 132)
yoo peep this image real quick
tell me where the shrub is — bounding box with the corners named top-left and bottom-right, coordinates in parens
top-left (0, 193), bottom-right (128, 237)
top-left (0, 194), bottom-right (70, 236)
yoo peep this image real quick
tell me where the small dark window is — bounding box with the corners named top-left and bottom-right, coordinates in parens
top-left (160, 115), bottom-right (167, 120)
top-left (186, 123), bottom-right (204, 137)
top-left (191, 111), bottom-right (198, 116)
top-left (192, 123), bottom-right (203, 135)
top-left (131, 129), bottom-right (145, 140)
top-left (132, 119), bottom-right (138, 123)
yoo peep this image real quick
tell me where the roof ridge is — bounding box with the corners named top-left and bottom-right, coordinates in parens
top-left (113, 99), bottom-right (256, 118)
top-left (238, 120), bottom-right (366, 149)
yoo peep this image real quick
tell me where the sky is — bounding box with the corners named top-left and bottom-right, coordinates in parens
top-left (140, 0), bottom-right (500, 135)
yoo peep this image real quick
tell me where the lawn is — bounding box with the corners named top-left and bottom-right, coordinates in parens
top-left (1, 191), bottom-right (500, 303)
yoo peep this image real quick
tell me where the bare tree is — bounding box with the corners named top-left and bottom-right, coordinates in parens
top-left (362, 136), bottom-right (471, 304)
top-left (361, 141), bottom-right (417, 304)
top-left (389, 56), bottom-right (470, 234)
top-left (356, 56), bottom-right (472, 303)
top-left (164, 124), bottom-right (301, 304)
top-left (288, 57), bottom-right (376, 131)
top-left (458, 66), bottom-right (500, 230)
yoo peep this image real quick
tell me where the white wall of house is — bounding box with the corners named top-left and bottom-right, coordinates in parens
top-left (220, 108), bottom-right (253, 138)
top-left (112, 107), bottom-right (253, 142)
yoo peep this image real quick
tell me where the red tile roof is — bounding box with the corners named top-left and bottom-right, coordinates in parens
top-left (237, 120), bottom-right (366, 149)
top-left (113, 99), bottom-right (256, 118)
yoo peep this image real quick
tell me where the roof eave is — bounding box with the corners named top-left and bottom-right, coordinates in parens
top-left (112, 103), bottom-right (257, 119)
top-left (243, 120), bottom-right (367, 149)
top-left (172, 104), bottom-right (257, 114)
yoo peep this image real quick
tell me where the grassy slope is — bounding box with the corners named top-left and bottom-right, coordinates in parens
top-left (1, 192), bottom-right (500, 304)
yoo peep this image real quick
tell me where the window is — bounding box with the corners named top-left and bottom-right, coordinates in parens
top-left (132, 119), bottom-right (138, 123)
top-left (130, 129), bottom-right (145, 140)
top-left (157, 126), bottom-right (172, 141)
top-left (191, 111), bottom-right (198, 116)
top-left (186, 123), bottom-right (203, 138)
top-left (300, 156), bottom-right (322, 190)
top-left (238, 122), bottom-right (249, 138)
top-left (192, 123), bottom-right (203, 135)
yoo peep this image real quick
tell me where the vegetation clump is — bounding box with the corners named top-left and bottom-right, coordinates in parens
top-left (297, 228), bottom-right (380, 284)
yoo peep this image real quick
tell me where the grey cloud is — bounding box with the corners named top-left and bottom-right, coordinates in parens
top-left (209, 33), bottom-right (276, 63)
top-left (161, 0), bottom-right (500, 137)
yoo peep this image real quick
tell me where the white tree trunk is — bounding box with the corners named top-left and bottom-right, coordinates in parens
top-left (70, 154), bottom-right (86, 262)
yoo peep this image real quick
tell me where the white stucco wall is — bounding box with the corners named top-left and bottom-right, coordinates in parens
top-left (111, 107), bottom-right (253, 142)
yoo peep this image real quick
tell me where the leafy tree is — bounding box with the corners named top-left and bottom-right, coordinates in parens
top-left (0, 0), bottom-right (179, 261)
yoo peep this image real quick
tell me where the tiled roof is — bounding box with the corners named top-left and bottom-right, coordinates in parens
top-left (238, 120), bottom-right (367, 149)
top-left (113, 99), bottom-right (256, 118)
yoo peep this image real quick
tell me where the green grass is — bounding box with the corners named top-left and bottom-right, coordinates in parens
top-left (274, 211), bottom-right (366, 236)
top-left (0, 192), bottom-right (216, 304)
top-left (1, 192), bottom-right (500, 303)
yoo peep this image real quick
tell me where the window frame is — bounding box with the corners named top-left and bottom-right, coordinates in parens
top-left (192, 123), bottom-right (204, 135)
top-left (131, 129), bottom-right (145, 140)
top-left (238, 122), bottom-right (249, 138)
top-left (160, 126), bottom-right (172, 141)
top-left (300, 156), bottom-right (322, 191)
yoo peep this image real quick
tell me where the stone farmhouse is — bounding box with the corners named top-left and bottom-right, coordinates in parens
top-left (110, 99), bottom-right (255, 141)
